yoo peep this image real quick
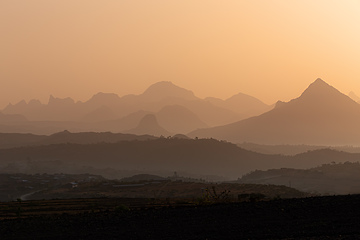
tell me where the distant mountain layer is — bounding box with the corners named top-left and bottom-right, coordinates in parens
top-left (190, 79), bottom-right (360, 145)
top-left (0, 138), bottom-right (359, 179)
top-left (2, 81), bottom-right (267, 129)
top-left (126, 114), bottom-right (172, 137)
top-left (205, 92), bottom-right (271, 117)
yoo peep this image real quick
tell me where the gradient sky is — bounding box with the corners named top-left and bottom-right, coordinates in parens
top-left (1, 0), bottom-right (360, 108)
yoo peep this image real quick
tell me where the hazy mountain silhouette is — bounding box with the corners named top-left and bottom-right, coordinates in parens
top-left (205, 92), bottom-right (272, 117)
top-left (140, 81), bottom-right (197, 102)
top-left (0, 104), bottom-right (207, 135)
top-left (3, 96), bottom-right (82, 121)
top-left (147, 97), bottom-right (242, 126)
top-left (90, 105), bottom-right (206, 134)
top-left (156, 105), bottom-right (208, 133)
top-left (126, 114), bottom-right (172, 136)
top-left (2, 81), bottom-right (251, 128)
top-left (85, 92), bottom-right (121, 106)
top-left (190, 78), bottom-right (360, 145)
top-left (349, 91), bottom-right (360, 102)
top-left (94, 110), bottom-right (152, 133)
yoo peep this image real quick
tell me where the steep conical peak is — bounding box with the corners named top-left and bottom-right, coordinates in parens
top-left (306, 78), bottom-right (331, 90)
top-left (299, 78), bottom-right (339, 99)
top-left (131, 114), bottom-right (171, 136)
top-left (142, 81), bottom-right (197, 101)
top-left (313, 78), bottom-right (327, 85)
top-left (138, 114), bottom-right (159, 126)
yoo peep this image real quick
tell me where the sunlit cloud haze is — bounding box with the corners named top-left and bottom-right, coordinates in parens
top-left (1, 0), bottom-right (360, 108)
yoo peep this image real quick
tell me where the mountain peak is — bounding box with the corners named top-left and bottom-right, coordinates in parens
top-left (87, 92), bottom-right (120, 104)
top-left (299, 78), bottom-right (338, 100)
top-left (306, 78), bottom-right (331, 90)
top-left (313, 78), bottom-right (327, 85)
top-left (142, 81), bottom-right (197, 101)
top-left (128, 114), bottom-right (171, 136)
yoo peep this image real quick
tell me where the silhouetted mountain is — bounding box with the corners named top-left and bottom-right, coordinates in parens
top-left (48, 95), bottom-right (75, 106)
top-left (126, 114), bottom-right (171, 136)
top-left (3, 100), bottom-right (31, 116)
top-left (156, 105), bottom-right (208, 133)
top-left (84, 106), bottom-right (207, 134)
top-left (206, 92), bottom-right (272, 117)
top-left (190, 79), bottom-right (360, 145)
top-left (86, 92), bottom-right (121, 107)
top-left (2, 81), bottom-right (252, 128)
top-left (3, 96), bottom-right (82, 121)
top-left (349, 91), bottom-right (360, 102)
top-left (149, 97), bottom-right (242, 126)
top-left (140, 81), bottom-right (197, 102)
top-left (92, 110), bottom-right (151, 133)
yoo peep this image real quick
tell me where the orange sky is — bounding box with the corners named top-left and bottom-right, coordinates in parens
top-left (1, 0), bottom-right (360, 108)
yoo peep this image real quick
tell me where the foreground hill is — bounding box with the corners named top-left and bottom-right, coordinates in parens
top-left (190, 79), bottom-right (360, 145)
top-left (1, 138), bottom-right (360, 179)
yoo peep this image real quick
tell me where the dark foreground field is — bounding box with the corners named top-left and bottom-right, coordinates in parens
top-left (1, 195), bottom-right (360, 239)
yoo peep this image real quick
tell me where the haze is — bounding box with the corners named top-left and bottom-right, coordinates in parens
top-left (1, 0), bottom-right (360, 108)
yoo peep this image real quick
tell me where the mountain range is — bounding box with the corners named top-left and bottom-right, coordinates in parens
top-left (190, 79), bottom-right (360, 145)
top-left (1, 81), bottom-right (270, 135)
top-left (2, 78), bottom-right (360, 146)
